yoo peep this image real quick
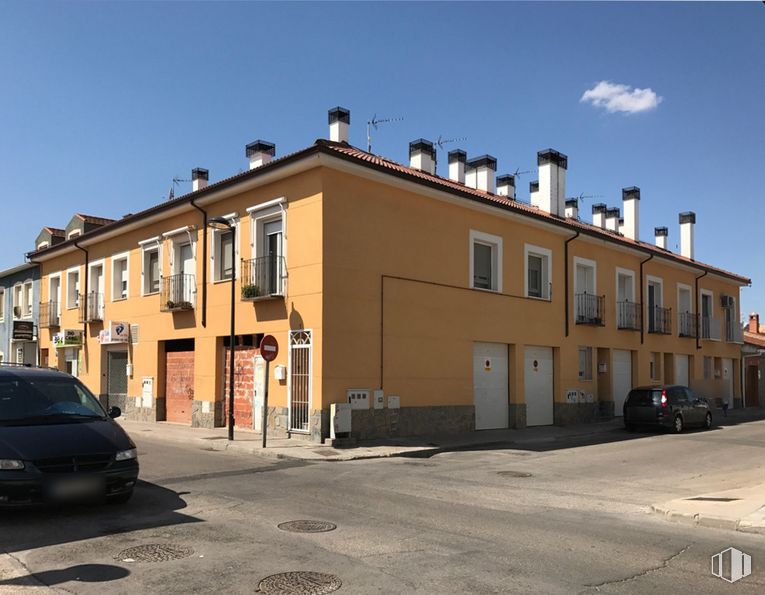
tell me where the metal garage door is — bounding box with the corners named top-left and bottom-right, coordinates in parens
top-left (612, 350), bottom-right (632, 416)
top-left (674, 354), bottom-right (689, 387)
top-left (473, 342), bottom-right (509, 430)
top-left (525, 346), bottom-right (554, 426)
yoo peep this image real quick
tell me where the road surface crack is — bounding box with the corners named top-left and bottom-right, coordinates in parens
top-left (582, 544), bottom-right (691, 592)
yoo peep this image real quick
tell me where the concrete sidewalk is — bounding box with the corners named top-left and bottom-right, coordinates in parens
top-left (120, 417), bottom-right (625, 462)
top-left (652, 483), bottom-right (765, 534)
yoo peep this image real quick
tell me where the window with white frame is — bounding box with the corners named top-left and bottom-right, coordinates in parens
top-left (0, 287), bottom-right (4, 320)
top-left (67, 230), bottom-right (81, 239)
top-left (650, 352), bottom-right (660, 380)
top-left (13, 284), bottom-right (22, 318)
top-left (578, 346), bottom-right (593, 380)
top-left (112, 253), bottom-right (129, 300)
top-left (212, 226), bottom-right (236, 282)
top-left (525, 244), bottom-right (551, 299)
top-left (247, 201), bottom-right (287, 296)
top-left (37, 241), bottom-right (48, 250)
top-left (23, 281), bottom-right (32, 317)
top-left (67, 268), bottom-right (80, 309)
top-left (469, 230), bottom-right (502, 292)
top-left (142, 246), bottom-right (160, 295)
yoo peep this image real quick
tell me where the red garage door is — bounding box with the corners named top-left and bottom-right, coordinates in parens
top-left (166, 349), bottom-right (194, 424)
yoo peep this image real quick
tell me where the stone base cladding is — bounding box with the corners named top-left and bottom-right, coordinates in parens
top-left (507, 403), bottom-right (526, 429)
top-left (266, 406), bottom-right (290, 438)
top-left (192, 399), bottom-right (225, 428)
top-left (102, 393), bottom-right (162, 422)
top-left (310, 409), bottom-right (329, 443)
top-left (733, 398), bottom-right (743, 409)
top-left (554, 402), bottom-right (601, 426)
top-left (349, 405), bottom-right (474, 441)
top-left (598, 401), bottom-right (615, 419)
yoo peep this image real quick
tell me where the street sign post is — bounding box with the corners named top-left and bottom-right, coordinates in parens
top-left (260, 335), bottom-right (279, 448)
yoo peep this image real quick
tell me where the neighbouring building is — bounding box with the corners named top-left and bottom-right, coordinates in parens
top-left (0, 262), bottom-right (40, 366)
top-left (743, 313), bottom-right (764, 407)
top-left (28, 107), bottom-right (750, 442)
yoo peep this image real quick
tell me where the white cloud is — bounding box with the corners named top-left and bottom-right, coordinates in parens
top-left (580, 81), bottom-right (662, 114)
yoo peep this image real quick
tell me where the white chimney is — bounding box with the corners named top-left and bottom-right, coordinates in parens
top-left (529, 180), bottom-right (540, 207)
top-left (246, 140), bottom-right (275, 169)
top-left (496, 174), bottom-right (515, 199)
top-left (655, 226), bottom-right (668, 249)
top-left (622, 186), bottom-right (640, 240)
top-left (605, 207), bottom-right (620, 231)
top-left (409, 139), bottom-right (436, 175)
top-left (537, 149), bottom-right (567, 215)
top-left (328, 106), bottom-right (350, 143)
top-left (679, 212), bottom-right (695, 259)
top-left (465, 162), bottom-right (477, 189)
top-left (448, 150), bottom-right (466, 184)
top-left (618, 218), bottom-right (625, 235)
top-left (467, 155), bottom-right (497, 193)
top-left (564, 198), bottom-right (578, 219)
top-left (592, 203), bottom-right (607, 228)
top-left (191, 168), bottom-right (208, 192)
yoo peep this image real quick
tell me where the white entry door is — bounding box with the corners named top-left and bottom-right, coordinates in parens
top-left (722, 358), bottom-right (734, 408)
top-left (612, 350), bottom-right (632, 416)
top-left (525, 346), bottom-right (554, 426)
top-left (473, 342), bottom-right (508, 430)
top-left (675, 354), bottom-right (690, 387)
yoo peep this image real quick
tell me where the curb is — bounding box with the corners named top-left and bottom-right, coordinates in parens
top-left (650, 504), bottom-right (765, 534)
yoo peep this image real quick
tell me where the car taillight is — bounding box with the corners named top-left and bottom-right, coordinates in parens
top-left (661, 390), bottom-right (668, 408)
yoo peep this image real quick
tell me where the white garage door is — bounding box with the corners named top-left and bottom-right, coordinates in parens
top-left (612, 350), bottom-right (632, 416)
top-left (473, 342), bottom-right (509, 430)
top-left (674, 354), bottom-right (689, 387)
top-left (722, 358), bottom-right (734, 409)
top-left (525, 346), bottom-right (554, 426)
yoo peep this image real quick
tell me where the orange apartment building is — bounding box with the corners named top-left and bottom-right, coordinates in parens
top-left (29, 107), bottom-right (750, 442)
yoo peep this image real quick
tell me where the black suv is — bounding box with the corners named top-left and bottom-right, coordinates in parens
top-left (0, 364), bottom-right (138, 507)
top-left (623, 385), bottom-right (713, 433)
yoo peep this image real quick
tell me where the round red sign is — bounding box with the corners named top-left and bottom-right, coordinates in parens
top-left (260, 335), bottom-right (279, 362)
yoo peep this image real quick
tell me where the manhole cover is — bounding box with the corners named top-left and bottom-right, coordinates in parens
top-left (497, 470), bottom-right (533, 478)
top-left (258, 571), bottom-right (342, 595)
top-left (115, 543), bottom-right (194, 563)
top-left (277, 520), bottom-right (337, 533)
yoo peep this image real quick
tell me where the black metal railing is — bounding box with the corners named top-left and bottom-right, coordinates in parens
top-left (647, 305), bottom-right (672, 334)
top-left (39, 301), bottom-right (60, 329)
top-left (616, 301), bottom-right (641, 330)
top-left (575, 293), bottom-right (605, 326)
top-left (77, 292), bottom-right (103, 323)
top-left (700, 316), bottom-right (721, 340)
top-left (241, 256), bottom-right (285, 300)
top-left (160, 274), bottom-right (195, 311)
top-left (678, 312), bottom-right (698, 338)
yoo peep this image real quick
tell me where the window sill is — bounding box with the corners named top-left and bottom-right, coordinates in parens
top-left (112, 297), bottom-right (128, 302)
top-left (470, 286), bottom-right (500, 293)
top-left (212, 278), bottom-right (235, 285)
top-left (525, 294), bottom-right (551, 302)
top-left (142, 291), bottom-right (160, 297)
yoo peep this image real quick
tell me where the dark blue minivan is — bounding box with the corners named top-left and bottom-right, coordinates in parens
top-left (624, 385), bottom-right (713, 433)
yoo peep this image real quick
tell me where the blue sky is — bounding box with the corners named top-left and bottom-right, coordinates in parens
top-left (1, 2), bottom-right (763, 317)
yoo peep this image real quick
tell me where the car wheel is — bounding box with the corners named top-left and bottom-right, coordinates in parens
top-left (673, 415), bottom-right (684, 434)
top-left (106, 490), bottom-right (133, 505)
top-left (704, 412), bottom-right (713, 430)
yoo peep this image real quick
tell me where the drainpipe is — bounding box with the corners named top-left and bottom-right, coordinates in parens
top-left (73, 240), bottom-right (89, 373)
top-left (694, 270), bottom-right (708, 351)
top-left (190, 199), bottom-right (208, 328)
top-left (639, 254), bottom-right (654, 344)
top-left (564, 231), bottom-right (580, 337)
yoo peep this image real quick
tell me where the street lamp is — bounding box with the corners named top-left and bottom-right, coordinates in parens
top-left (208, 216), bottom-right (236, 441)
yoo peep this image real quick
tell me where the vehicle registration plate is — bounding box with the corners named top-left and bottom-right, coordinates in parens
top-left (47, 476), bottom-right (104, 501)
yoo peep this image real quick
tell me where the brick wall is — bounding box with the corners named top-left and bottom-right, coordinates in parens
top-left (166, 351), bottom-right (194, 423)
top-left (223, 346), bottom-right (260, 429)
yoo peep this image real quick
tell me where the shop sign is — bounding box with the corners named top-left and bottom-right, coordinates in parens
top-left (12, 320), bottom-right (35, 341)
top-left (99, 321), bottom-right (129, 344)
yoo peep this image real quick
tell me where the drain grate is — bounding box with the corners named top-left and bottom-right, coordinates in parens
top-left (258, 571), bottom-right (342, 595)
top-left (497, 470), bottom-right (533, 478)
top-left (278, 520), bottom-right (337, 533)
top-left (686, 497), bottom-right (740, 502)
top-left (115, 543), bottom-right (194, 563)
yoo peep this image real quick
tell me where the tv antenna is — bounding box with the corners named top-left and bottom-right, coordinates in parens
top-left (511, 167), bottom-right (533, 179)
top-left (434, 134), bottom-right (467, 151)
top-left (367, 114), bottom-right (404, 153)
top-left (567, 192), bottom-right (604, 203)
top-left (167, 176), bottom-right (190, 200)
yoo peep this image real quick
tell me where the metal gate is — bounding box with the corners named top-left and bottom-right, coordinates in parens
top-left (107, 350), bottom-right (128, 407)
top-left (288, 330), bottom-right (312, 433)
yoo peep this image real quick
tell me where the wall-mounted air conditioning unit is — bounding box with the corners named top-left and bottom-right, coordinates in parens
top-left (720, 295), bottom-right (734, 308)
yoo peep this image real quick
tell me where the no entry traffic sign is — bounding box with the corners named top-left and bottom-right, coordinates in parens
top-left (260, 335), bottom-right (279, 362)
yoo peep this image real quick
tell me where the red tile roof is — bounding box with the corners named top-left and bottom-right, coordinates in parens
top-left (744, 331), bottom-right (765, 348)
top-left (76, 213), bottom-right (116, 226)
top-left (43, 227), bottom-right (65, 237)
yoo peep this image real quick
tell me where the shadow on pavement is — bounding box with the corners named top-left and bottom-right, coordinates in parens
top-left (0, 480), bottom-right (200, 554)
top-left (0, 564), bottom-right (129, 587)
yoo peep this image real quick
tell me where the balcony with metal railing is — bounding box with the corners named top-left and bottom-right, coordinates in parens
top-left (39, 301), bottom-right (60, 329)
top-left (77, 292), bottom-right (104, 323)
top-left (241, 256), bottom-right (286, 301)
top-left (616, 301), bottom-right (641, 331)
top-left (700, 316), bottom-right (721, 341)
top-left (160, 274), bottom-right (195, 312)
top-left (678, 312), bottom-right (698, 338)
top-left (726, 323), bottom-right (744, 344)
top-left (575, 293), bottom-right (605, 326)
top-left (647, 306), bottom-right (672, 334)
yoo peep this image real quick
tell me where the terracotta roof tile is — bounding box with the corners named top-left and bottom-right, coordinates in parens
top-left (744, 331), bottom-right (765, 348)
top-left (43, 227), bottom-right (65, 237)
top-left (76, 213), bottom-right (116, 226)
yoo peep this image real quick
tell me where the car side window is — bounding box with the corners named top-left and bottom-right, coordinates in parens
top-left (670, 388), bottom-right (687, 405)
top-left (685, 388), bottom-right (697, 403)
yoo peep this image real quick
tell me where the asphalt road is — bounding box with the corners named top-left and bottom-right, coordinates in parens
top-left (2, 420), bottom-right (765, 594)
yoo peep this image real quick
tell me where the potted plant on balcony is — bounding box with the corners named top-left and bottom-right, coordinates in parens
top-left (241, 284), bottom-right (260, 299)
top-left (165, 300), bottom-right (176, 310)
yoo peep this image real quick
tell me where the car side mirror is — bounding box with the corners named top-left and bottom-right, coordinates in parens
top-left (108, 406), bottom-right (122, 419)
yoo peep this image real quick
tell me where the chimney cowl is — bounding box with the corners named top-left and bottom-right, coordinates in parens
top-left (565, 198), bottom-right (578, 208)
top-left (606, 207), bottom-right (620, 218)
top-left (530, 180), bottom-right (539, 192)
top-left (537, 148), bottom-right (568, 170)
top-left (622, 186), bottom-right (640, 200)
top-left (497, 174), bottom-right (516, 187)
top-left (246, 140), bottom-right (276, 158)
top-left (466, 155), bottom-right (497, 170)
top-left (448, 149), bottom-right (467, 164)
top-left (679, 211), bottom-right (696, 224)
top-left (592, 203), bottom-right (607, 214)
top-left (655, 226), bottom-right (668, 237)
top-left (191, 168), bottom-right (209, 181)
top-left (328, 106), bottom-right (351, 125)
top-left (409, 138), bottom-right (436, 159)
